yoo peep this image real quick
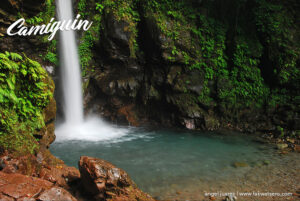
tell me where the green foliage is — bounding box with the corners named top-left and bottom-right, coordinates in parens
top-left (255, 0), bottom-right (300, 87)
top-left (187, 15), bottom-right (227, 106)
top-left (218, 38), bottom-right (269, 109)
top-left (101, 0), bottom-right (140, 58)
top-left (253, 0), bottom-right (300, 112)
top-left (42, 40), bottom-right (58, 65)
top-left (24, 0), bottom-right (55, 26)
top-left (44, 52), bottom-right (58, 65)
top-left (77, 0), bottom-right (140, 74)
top-left (95, 3), bottom-right (104, 12)
top-left (20, 0), bottom-right (58, 66)
top-left (0, 52), bottom-right (52, 153)
top-left (72, 0), bottom-right (298, 130)
top-left (78, 0), bottom-right (87, 16)
top-left (79, 13), bottom-right (101, 75)
top-left (26, 16), bottom-right (43, 25)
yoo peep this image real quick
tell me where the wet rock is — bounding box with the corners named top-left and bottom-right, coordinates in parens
top-left (0, 171), bottom-right (78, 201)
top-left (117, 104), bottom-right (139, 126)
top-left (204, 114), bottom-right (220, 131)
top-left (79, 156), bottom-right (155, 201)
top-left (0, 172), bottom-right (53, 200)
top-left (39, 165), bottom-right (80, 189)
top-left (167, 66), bottom-right (182, 85)
top-left (149, 86), bottom-right (161, 100)
top-left (183, 119), bottom-right (195, 130)
top-left (277, 143), bottom-right (288, 150)
top-left (0, 152), bottom-right (38, 175)
top-left (45, 66), bottom-right (55, 75)
top-left (0, 194), bottom-right (14, 201)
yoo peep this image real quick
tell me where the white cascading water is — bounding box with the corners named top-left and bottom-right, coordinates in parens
top-left (57, 0), bottom-right (84, 124)
top-left (55, 0), bottom-right (128, 142)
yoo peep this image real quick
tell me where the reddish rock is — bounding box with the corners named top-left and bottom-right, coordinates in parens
top-left (0, 152), bottom-right (40, 176)
top-left (294, 145), bottom-right (300, 153)
top-left (39, 166), bottom-right (80, 188)
top-left (0, 172), bottom-right (53, 200)
top-left (65, 166), bottom-right (81, 182)
top-left (0, 194), bottom-right (14, 201)
top-left (0, 172), bottom-right (77, 201)
top-left (37, 187), bottom-right (77, 201)
top-left (79, 156), bottom-right (155, 201)
top-left (117, 104), bottom-right (139, 126)
top-left (17, 198), bottom-right (36, 201)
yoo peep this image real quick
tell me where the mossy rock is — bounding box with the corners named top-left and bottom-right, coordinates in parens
top-left (0, 52), bottom-right (54, 154)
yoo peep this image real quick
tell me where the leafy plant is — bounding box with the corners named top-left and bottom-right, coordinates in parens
top-left (0, 52), bottom-right (53, 153)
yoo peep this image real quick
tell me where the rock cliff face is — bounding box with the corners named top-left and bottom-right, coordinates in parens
top-left (2, 0), bottom-right (298, 136)
top-left (81, 0), bottom-right (300, 136)
top-left (0, 0), bottom-right (50, 59)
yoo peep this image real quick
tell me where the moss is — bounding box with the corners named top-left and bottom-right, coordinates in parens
top-left (104, 0), bottom-right (140, 58)
top-left (16, 0), bottom-right (58, 65)
top-left (0, 52), bottom-right (53, 154)
top-left (254, 0), bottom-right (300, 108)
top-left (77, 0), bottom-right (140, 75)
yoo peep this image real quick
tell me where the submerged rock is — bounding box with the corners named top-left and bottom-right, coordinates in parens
top-left (233, 162), bottom-right (249, 168)
top-left (79, 156), bottom-right (155, 201)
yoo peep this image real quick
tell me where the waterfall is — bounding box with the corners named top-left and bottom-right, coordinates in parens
top-left (57, 0), bottom-right (84, 125)
top-left (55, 0), bottom-right (129, 142)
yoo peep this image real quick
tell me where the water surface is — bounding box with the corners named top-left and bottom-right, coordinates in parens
top-left (50, 127), bottom-right (298, 200)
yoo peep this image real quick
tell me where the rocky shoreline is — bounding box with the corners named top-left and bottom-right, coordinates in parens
top-left (1, 133), bottom-right (299, 201)
top-left (0, 150), bottom-right (155, 201)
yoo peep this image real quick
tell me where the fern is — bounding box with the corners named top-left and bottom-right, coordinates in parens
top-left (10, 53), bottom-right (23, 61)
top-left (0, 52), bottom-right (52, 153)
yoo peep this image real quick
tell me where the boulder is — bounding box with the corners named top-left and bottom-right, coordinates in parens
top-left (0, 172), bottom-right (77, 201)
top-left (0, 152), bottom-right (40, 175)
top-left (37, 187), bottom-right (77, 201)
top-left (79, 156), bottom-right (155, 201)
top-left (39, 165), bottom-right (80, 189)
